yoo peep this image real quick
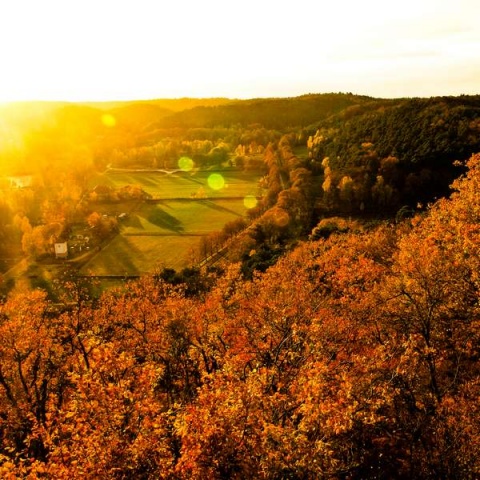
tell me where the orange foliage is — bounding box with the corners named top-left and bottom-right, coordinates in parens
top-left (0, 154), bottom-right (479, 477)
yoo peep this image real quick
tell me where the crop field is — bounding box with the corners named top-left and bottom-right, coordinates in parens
top-left (82, 169), bottom-right (262, 275)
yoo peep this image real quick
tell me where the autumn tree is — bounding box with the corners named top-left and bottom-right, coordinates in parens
top-left (87, 212), bottom-right (118, 241)
top-left (0, 152), bottom-right (480, 478)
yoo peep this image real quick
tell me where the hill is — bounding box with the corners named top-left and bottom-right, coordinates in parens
top-left (154, 93), bottom-right (374, 130)
top-left (306, 95), bottom-right (480, 209)
top-left (311, 95), bottom-right (480, 168)
top-left (80, 97), bottom-right (240, 112)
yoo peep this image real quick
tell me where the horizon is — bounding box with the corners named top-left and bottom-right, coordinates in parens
top-left (2, 90), bottom-right (479, 108)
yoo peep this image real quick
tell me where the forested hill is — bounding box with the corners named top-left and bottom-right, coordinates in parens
top-left (82, 97), bottom-right (239, 112)
top-left (153, 93), bottom-right (374, 129)
top-left (2, 92), bottom-right (480, 477)
top-left (306, 95), bottom-right (480, 208)
top-left (311, 95), bottom-right (480, 168)
top-left (2, 93), bottom-right (480, 204)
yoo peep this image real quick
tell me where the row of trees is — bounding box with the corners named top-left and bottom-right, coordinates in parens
top-left (108, 140), bottom-right (231, 170)
top-left (105, 127), bottom-right (282, 171)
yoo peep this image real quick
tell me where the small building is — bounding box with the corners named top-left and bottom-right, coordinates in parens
top-left (8, 175), bottom-right (33, 188)
top-left (54, 242), bottom-right (68, 259)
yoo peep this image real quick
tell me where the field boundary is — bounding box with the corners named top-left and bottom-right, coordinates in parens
top-left (145, 196), bottom-right (260, 202)
top-left (76, 274), bottom-right (141, 279)
top-left (122, 232), bottom-right (204, 237)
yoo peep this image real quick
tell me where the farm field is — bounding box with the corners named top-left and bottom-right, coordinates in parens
top-left (90, 169), bottom-right (263, 199)
top-left (82, 168), bottom-right (262, 275)
top-left (121, 199), bottom-right (247, 235)
top-left (79, 235), bottom-right (198, 276)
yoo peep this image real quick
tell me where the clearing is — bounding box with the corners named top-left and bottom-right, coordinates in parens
top-left (82, 168), bottom-right (262, 275)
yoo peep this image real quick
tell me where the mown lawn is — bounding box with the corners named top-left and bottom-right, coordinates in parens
top-left (79, 235), bottom-right (199, 275)
top-left (81, 168), bottom-right (262, 276)
top-left (90, 169), bottom-right (263, 199)
top-left (120, 199), bottom-right (247, 235)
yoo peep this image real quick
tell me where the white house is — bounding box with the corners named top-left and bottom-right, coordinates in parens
top-left (54, 242), bottom-right (68, 259)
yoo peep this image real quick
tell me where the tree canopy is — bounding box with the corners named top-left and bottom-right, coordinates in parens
top-left (0, 153), bottom-right (478, 478)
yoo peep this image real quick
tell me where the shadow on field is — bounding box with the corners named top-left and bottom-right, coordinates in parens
top-left (200, 200), bottom-right (241, 216)
top-left (183, 174), bottom-right (205, 186)
top-left (124, 214), bottom-right (144, 230)
top-left (133, 175), bottom-right (158, 187)
top-left (109, 237), bottom-right (142, 274)
top-left (148, 207), bottom-right (184, 233)
top-left (80, 236), bottom-right (141, 275)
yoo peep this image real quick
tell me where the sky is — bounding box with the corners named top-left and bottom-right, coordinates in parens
top-left (0, 0), bottom-right (479, 102)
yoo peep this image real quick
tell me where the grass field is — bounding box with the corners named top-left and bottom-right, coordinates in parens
top-left (90, 169), bottom-right (263, 199)
top-left (79, 235), bottom-right (199, 275)
top-left (120, 199), bottom-right (247, 235)
top-left (82, 168), bottom-right (261, 275)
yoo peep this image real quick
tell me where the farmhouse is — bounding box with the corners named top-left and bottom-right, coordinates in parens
top-left (54, 242), bottom-right (68, 259)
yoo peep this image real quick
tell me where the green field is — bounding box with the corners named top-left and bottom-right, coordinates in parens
top-left (82, 169), bottom-right (261, 275)
top-left (90, 169), bottom-right (263, 199)
top-left (121, 199), bottom-right (247, 235)
top-left (79, 235), bottom-right (199, 275)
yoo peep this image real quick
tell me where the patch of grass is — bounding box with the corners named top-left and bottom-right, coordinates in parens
top-left (81, 170), bottom-right (262, 278)
top-left (121, 199), bottom-right (248, 235)
top-left (90, 170), bottom-right (263, 200)
top-left (79, 235), bottom-right (199, 275)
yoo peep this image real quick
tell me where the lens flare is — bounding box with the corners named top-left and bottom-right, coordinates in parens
top-left (207, 173), bottom-right (225, 190)
top-left (101, 114), bottom-right (116, 127)
top-left (243, 195), bottom-right (258, 209)
top-left (178, 156), bottom-right (194, 171)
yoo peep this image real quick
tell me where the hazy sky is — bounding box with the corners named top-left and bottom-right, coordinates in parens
top-left (0, 0), bottom-right (479, 102)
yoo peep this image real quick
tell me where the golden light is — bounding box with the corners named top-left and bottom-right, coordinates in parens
top-left (243, 195), bottom-right (258, 209)
top-left (101, 114), bottom-right (116, 127)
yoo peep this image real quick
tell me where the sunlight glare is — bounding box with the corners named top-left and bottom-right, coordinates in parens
top-left (207, 173), bottom-right (225, 190)
top-left (178, 156), bottom-right (194, 171)
top-left (101, 114), bottom-right (116, 127)
top-left (243, 195), bottom-right (258, 209)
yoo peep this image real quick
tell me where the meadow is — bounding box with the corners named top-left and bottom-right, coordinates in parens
top-left (79, 235), bottom-right (197, 276)
top-left (90, 169), bottom-right (263, 199)
top-left (121, 199), bottom-right (247, 235)
top-left (82, 168), bottom-right (262, 275)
